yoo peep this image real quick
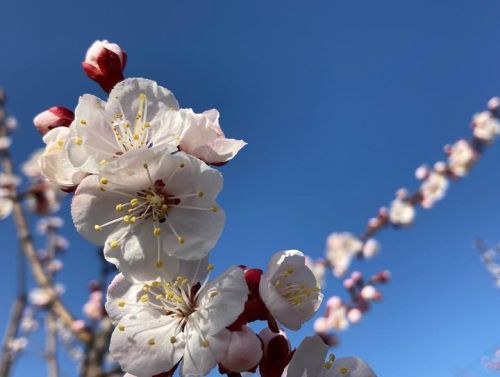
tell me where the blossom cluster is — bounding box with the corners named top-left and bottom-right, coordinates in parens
top-left (315, 98), bottom-right (500, 280)
top-left (313, 270), bottom-right (390, 344)
top-left (28, 40), bottom-right (376, 377)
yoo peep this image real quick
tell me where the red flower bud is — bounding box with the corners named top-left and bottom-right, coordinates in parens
top-left (82, 40), bottom-right (127, 93)
top-left (33, 106), bottom-right (74, 134)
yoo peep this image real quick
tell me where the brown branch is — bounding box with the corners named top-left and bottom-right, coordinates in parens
top-left (45, 313), bottom-right (59, 377)
top-left (0, 91), bottom-right (92, 344)
top-left (0, 295), bottom-right (27, 377)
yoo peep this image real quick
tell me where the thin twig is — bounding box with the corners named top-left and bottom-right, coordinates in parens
top-left (0, 295), bottom-right (27, 377)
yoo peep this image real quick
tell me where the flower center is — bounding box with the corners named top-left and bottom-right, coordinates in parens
top-left (273, 268), bottom-right (320, 306)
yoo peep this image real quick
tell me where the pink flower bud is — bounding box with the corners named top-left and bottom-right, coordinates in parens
top-left (368, 217), bottom-right (380, 229)
top-left (33, 106), bottom-right (74, 134)
top-left (396, 188), bottom-right (408, 199)
top-left (378, 206), bottom-right (389, 219)
top-left (71, 320), bottom-right (86, 332)
top-left (415, 165), bottom-right (429, 180)
top-left (220, 326), bottom-right (263, 372)
top-left (327, 296), bottom-right (343, 310)
top-left (362, 239), bottom-right (380, 259)
top-left (360, 285), bottom-right (378, 300)
top-left (351, 271), bottom-right (362, 281)
top-left (488, 97), bottom-right (500, 111)
top-left (82, 40), bottom-right (127, 93)
top-left (434, 161), bottom-right (447, 173)
top-left (343, 278), bottom-right (355, 290)
top-left (347, 308), bottom-right (363, 323)
top-left (313, 316), bottom-right (329, 333)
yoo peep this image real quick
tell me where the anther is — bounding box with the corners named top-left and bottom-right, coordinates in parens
top-left (197, 191), bottom-right (204, 197)
top-left (115, 204), bottom-right (124, 212)
top-left (130, 198), bottom-right (139, 206)
top-left (74, 137), bottom-right (83, 145)
top-left (80, 120), bottom-right (87, 125)
top-left (156, 260), bottom-right (163, 268)
top-left (117, 300), bottom-right (125, 308)
top-left (177, 236), bottom-right (185, 244)
top-left (153, 228), bottom-right (161, 236)
top-left (110, 241), bottom-right (120, 249)
top-left (147, 338), bottom-right (155, 346)
top-left (324, 362), bottom-right (332, 369)
top-left (201, 340), bottom-right (209, 348)
top-left (170, 336), bottom-right (177, 344)
top-left (210, 206), bottom-right (218, 212)
top-left (94, 225), bottom-right (102, 232)
top-left (118, 325), bottom-right (125, 331)
top-left (100, 178), bottom-right (108, 185)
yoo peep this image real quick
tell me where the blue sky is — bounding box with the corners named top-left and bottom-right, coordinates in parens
top-left (1, 1), bottom-right (500, 376)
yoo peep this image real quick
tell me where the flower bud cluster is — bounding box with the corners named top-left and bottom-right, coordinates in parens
top-left (313, 270), bottom-right (390, 345)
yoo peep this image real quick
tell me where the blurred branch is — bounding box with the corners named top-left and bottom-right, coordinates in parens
top-left (0, 89), bottom-right (92, 345)
top-left (45, 313), bottom-right (59, 377)
top-left (0, 295), bottom-right (27, 377)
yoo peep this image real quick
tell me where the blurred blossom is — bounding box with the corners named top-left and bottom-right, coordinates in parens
top-left (414, 164), bottom-right (429, 180)
top-left (362, 239), bottom-right (380, 259)
top-left (447, 139), bottom-right (476, 177)
top-left (37, 216), bottom-right (64, 234)
top-left (0, 136), bottom-right (11, 150)
top-left (22, 149), bottom-right (43, 178)
top-left (420, 171), bottom-right (449, 209)
top-left (360, 285), bottom-right (378, 300)
top-left (48, 259), bottom-right (63, 273)
top-left (25, 181), bottom-right (63, 215)
top-left (0, 194), bottom-right (13, 220)
top-left (7, 337), bottom-right (28, 353)
top-left (472, 111), bottom-right (500, 142)
top-left (29, 287), bottom-right (52, 308)
top-left (326, 232), bottom-right (363, 277)
top-left (389, 198), bottom-right (415, 226)
top-left (5, 116), bottom-right (18, 131)
top-left (0, 172), bottom-right (21, 188)
top-left (347, 308), bottom-right (363, 323)
top-left (20, 308), bottom-right (39, 333)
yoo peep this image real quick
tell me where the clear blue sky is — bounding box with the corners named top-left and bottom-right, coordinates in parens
top-left (1, 1), bottom-right (500, 376)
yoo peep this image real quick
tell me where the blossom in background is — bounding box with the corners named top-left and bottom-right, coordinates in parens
top-left (105, 263), bottom-right (248, 377)
top-left (419, 169), bottom-right (449, 209)
top-left (259, 250), bottom-right (323, 330)
top-left (446, 139), bottom-right (477, 177)
top-left (326, 232), bottom-right (363, 277)
top-left (0, 136), bottom-right (11, 150)
top-left (33, 106), bottom-right (74, 134)
top-left (0, 172), bottom-right (20, 220)
top-left (389, 198), bottom-right (415, 226)
top-left (287, 336), bottom-right (376, 377)
top-left (71, 148), bottom-right (225, 279)
top-left (472, 111), bottom-right (500, 143)
top-left (169, 108), bottom-right (247, 165)
top-left (82, 40), bottom-right (127, 93)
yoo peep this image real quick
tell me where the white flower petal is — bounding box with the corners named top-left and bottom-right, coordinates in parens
top-left (287, 336), bottom-right (328, 377)
top-left (192, 267), bottom-right (248, 336)
top-left (181, 328), bottom-right (231, 377)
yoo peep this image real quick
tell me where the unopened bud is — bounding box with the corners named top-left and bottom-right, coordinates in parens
top-left (82, 40), bottom-right (127, 93)
top-left (33, 107), bottom-right (74, 134)
top-left (347, 308), bottom-right (363, 323)
top-left (360, 285), bottom-right (378, 300)
top-left (488, 97), bottom-right (500, 112)
top-left (220, 326), bottom-right (263, 372)
top-left (415, 165), bottom-right (429, 180)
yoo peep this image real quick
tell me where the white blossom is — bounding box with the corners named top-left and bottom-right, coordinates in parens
top-left (389, 198), bottom-right (415, 226)
top-left (40, 127), bottom-right (87, 189)
top-left (105, 261), bottom-right (248, 377)
top-left (168, 108), bottom-right (246, 165)
top-left (71, 148), bottom-right (225, 279)
top-left (472, 111), bottom-right (500, 142)
top-left (259, 250), bottom-right (323, 330)
top-left (326, 233), bottom-right (363, 277)
top-left (420, 171), bottom-right (449, 209)
top-left (66, 78), bottom-right (179, 175)
top-left (447, 139), bottom-right (476, 177)
top-left (287, 336), bottom-right (376, 377)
